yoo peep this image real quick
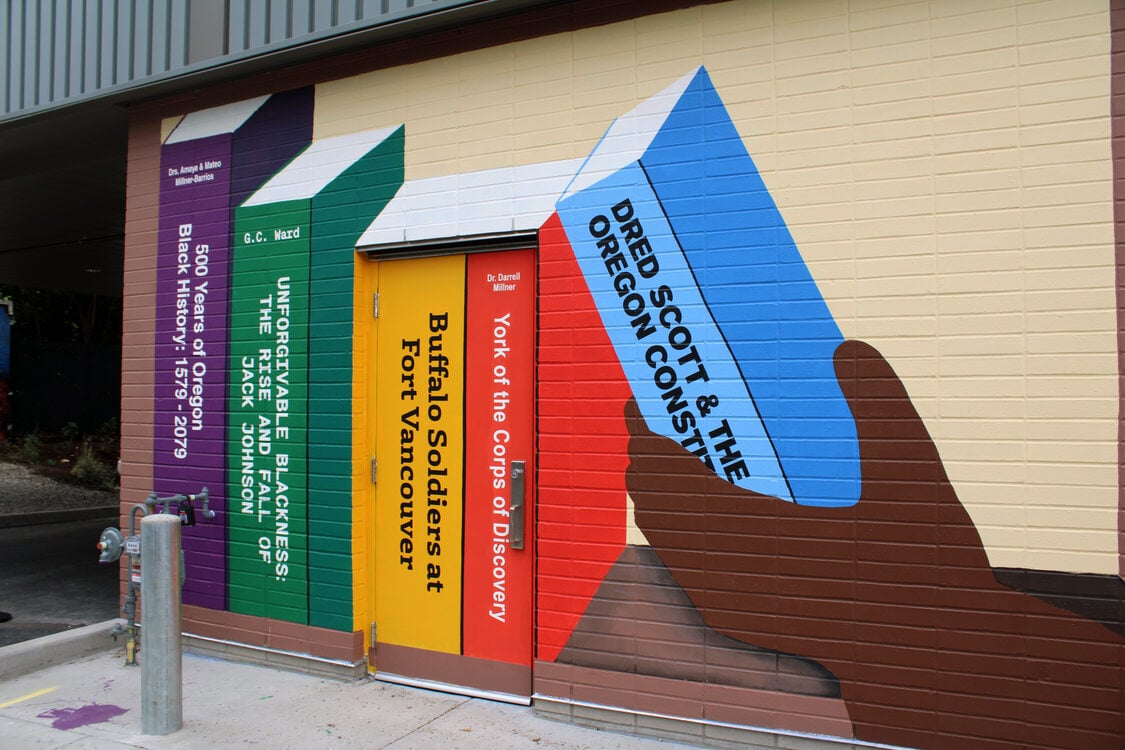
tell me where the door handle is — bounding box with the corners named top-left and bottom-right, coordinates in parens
top-left (510, 460), bottom-right (526, 550)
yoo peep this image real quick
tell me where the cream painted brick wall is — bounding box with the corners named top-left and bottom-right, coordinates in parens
top-left (312, 0), bottom-right (1116, 573)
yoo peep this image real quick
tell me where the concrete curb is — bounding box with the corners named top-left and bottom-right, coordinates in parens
top-left (0, 618), bottom-right (124, 681)
top-left (0, 506), bottom-right (118, 528)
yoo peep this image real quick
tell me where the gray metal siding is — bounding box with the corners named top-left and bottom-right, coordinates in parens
top-left (221, 0), bottom-right (455, 55)
top-left (1, 0), bottom-right (484, 121)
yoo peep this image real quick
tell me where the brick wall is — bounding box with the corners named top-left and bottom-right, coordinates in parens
top-left (120, 113), bottom-right (160, 601)
top-left (120, 1), bottom-right (1124, 747)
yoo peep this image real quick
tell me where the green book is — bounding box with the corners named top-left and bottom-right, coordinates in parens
top-left (228, 125), bottom-right (404, 624)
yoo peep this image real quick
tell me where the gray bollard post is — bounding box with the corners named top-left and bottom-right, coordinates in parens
top-left (140, 513), bottom-right (183, 735)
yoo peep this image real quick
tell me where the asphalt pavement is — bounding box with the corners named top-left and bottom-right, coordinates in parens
top-left (0, 457), bottom-right (120, 647)
top-left (0, 515), bottom-right (121, 647)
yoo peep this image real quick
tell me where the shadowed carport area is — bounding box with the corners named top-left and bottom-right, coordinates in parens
top-left (0, 103), bottom-right (125, 297)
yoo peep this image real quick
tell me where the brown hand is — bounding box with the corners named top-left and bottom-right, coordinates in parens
top-left (627, 340), bottom-right (1124, 750)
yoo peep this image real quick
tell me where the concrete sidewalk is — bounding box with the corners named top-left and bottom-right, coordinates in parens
top-left (0, 622), bottom-right (703, 750)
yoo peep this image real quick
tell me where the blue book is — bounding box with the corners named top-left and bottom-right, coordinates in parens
top-left (555, 67), bottom-right (860, 507)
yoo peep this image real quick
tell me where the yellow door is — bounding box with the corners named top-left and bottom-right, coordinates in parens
top-left (367, 249), bottom-right (535, 701)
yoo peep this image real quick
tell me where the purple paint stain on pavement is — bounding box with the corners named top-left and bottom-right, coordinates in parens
top-left (37, 703), bottom-right (129, 729)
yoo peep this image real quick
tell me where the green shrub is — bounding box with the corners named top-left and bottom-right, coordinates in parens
top-left (61, 421), bottom-right (81, 441)
top-left (19, 433), bottom-right (41, 463)
top-left (95, 417), bottom-right (120, 454)
top-left (97, 417), bottom-right (118, 438)
top-left (72, 440), bottom-right (117, 490)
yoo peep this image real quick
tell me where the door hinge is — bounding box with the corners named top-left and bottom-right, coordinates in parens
top-left (370, 622), bottom-right (377, 648)
top-left (370, 456), bottom-right (377, 484)
top-left (372, 293), bottom-right (380, 319)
